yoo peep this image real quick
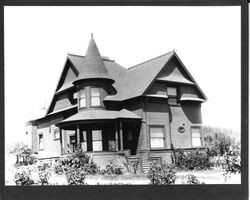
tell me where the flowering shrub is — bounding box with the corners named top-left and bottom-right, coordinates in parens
top-left (101, 160), bottom-right (124, 178)
top-left (173, 149), bottom-right (213, 170)
top-left (14, 169), bottom-right (34, 185)
top-left (56, 148), bottom-right (99, 175)
top-left (65, 167), bottom-right (86, 185)
top-left (147, 161), bottom-right (177, 185)
top-left (37, 162), bottom-right (52, 185)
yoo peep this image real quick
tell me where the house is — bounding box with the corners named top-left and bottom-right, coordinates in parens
top-left (27, 34), bottom-right (207, 172)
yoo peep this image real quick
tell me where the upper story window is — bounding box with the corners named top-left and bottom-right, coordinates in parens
top-left (79, 88), bottom-right (86, 108)
top-left (90, 88), bottom-right (101, 106)
top-left (167, 87), bottom-right (178, 105)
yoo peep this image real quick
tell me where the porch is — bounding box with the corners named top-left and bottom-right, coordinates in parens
top-left (55, 109), bottom-right (142, 167)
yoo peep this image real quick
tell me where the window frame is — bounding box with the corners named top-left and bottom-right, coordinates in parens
top-left (90, 87), bottom-right (101, 107)
top-left (166, 86), bottom-right (179, 106)
top-left (38, 133), bottom-right (44, 150)
top-left (149, 125), bottom-right (165, 149)
top-left (190, 126), bottom-right (202, 147)
top-left (79, 88), bottom-right (87, 109)
top-left (92, 130), bottom-right (103, 151)
top-left (54, 128), bottom-right (60, 140)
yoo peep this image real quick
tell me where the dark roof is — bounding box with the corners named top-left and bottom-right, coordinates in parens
top-left (56, 109), bottom-right (141, 127)
top-left (45, 39), bottom-right (207, 116)
top-left (73, 35), bottom-right (114, 83)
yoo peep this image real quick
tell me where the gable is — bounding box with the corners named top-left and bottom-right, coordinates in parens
top-left (143, 53), bottom-right (207, 101)
top-left (157, 56), bottom-right (194, 85)
top-left (56, 60), bottom-right (78, 92)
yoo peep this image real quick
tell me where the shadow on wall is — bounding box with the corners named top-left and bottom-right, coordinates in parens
top-left (181, 102), bottom-right (202, 124)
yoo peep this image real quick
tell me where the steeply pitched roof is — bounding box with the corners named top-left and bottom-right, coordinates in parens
top-left (73, 35), bottom-right (114, 83)
top-left (45, 38), bottom-right (206, 116)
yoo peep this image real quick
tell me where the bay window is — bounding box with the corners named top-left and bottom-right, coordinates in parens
top-left (90, 88), bottom-right (101, 106)
top-left (79, 88), bottom-right (86, 108)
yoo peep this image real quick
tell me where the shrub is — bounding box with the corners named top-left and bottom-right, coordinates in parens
top-left (101, 160), bottom-right (123, 178)
top-left (37, 162), bottom-right (52, 185)
top-left (186, 174), bottom-right (204, 184)
top-left (65, 167), bottom-right (86, 185)
top-left (14, 169), bottom-right (34, 186)
top-left (203, 126), bottom-right (237, 156)
top-left (222, 143), bottom-right (241, 175)
top-left (56, 148), bottom-right (99, 175)
top-left (173, 149), bottom-right (213, 170)
top-left (147, 161), bottom-right (177, 185)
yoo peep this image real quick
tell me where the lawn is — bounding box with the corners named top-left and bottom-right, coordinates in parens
top-left (36, 168), bottom-right (240, 185)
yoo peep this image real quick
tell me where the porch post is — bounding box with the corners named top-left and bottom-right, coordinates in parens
top-left (115, 122), bottom-right (119, 151)
top-left (59, 128), bottom-right (63, 154)
top-left (63, 130), bottom-right (68, 154)
top-left (119, 120), bottom-right (124, 151)
top-left (76, 124), bottom-right (80, 148)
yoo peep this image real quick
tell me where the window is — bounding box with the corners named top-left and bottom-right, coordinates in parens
top-left (150, 126), bottom-right (164, 148)
top-left (38, 134), bottom-right (44, 150)
top-left (167, 87), bottom-right (178, 105)
top-left (191, 127), bottom-right (202, 147)
top-left (69, 135), bottom-right (76, 152)
top-left (79, 88), bottom-right (86, 108)
top-left (92, 130), bottom-right (103, 151)
top-left (81, 131), bottom-right (87, 152)
top-left (54, 129), bottom-right (60, 140)
top-left (90, 88), bottom-right (101, 106)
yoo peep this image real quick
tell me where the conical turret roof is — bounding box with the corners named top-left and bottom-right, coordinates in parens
top-left (74, 34), bottom-right (114, 84)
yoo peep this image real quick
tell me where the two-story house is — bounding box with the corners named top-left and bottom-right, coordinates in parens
top-left (27, 34), bottom-right (207, 172)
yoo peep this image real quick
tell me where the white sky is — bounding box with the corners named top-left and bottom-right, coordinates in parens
top-left (4, 6), bottom-right (241, 145)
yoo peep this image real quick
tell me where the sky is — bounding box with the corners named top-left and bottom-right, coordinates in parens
top-left (4, 6), bottom-right (241, 145)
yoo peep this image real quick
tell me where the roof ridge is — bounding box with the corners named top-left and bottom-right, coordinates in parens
top-left (128, 51), bottom-right (174, 70)
top-left (67, 53), bottom-right (85, 58)
top-left (68, 53), bottom-right (115, 62)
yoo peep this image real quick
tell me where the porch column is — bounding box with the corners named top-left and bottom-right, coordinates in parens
top-left (76, 124), bottom-right (80, 148)
top-left (63, 130), bottom-right (68, 154)
top-left (59, 128), bottom-right (63, 154)
top-left (119, 120), bottom-right (124, 151)
top-left (115, 123), bottom-right (119, 151)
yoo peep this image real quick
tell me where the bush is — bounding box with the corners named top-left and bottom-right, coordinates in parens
top-left (173, 149), bottom-right (213, 170)
top-left (203, 126), bottom-right (237, 156)
top-left (186, 174), bottom-right (204, 184)
top-left (147, 161), bottom-right (177, 185)
top-left (14, 169), bottom-right (34, 185)
top-left (56, 148), bottom-right (99, 175)
top-left (65, 167), bottom-right (86, 185)
top-left (37, 162), bottom-right (52, 185)
top-left (101, 160), bottom-right (123, 178)
top-left (223, 143), bottom-right (241, 175)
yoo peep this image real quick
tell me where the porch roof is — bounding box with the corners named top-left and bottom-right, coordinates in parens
top-left (56, 109), bottom-right (141, 127)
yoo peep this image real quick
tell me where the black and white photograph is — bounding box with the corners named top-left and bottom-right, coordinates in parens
top-left (4, 6), bottom-right (242, 187)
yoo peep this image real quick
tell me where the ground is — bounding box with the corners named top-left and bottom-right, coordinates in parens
top-left (5, 153), bottom-right (240, 185)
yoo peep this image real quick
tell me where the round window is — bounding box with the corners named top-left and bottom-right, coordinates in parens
top-left (178, 126), bottom-right (185, 133)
